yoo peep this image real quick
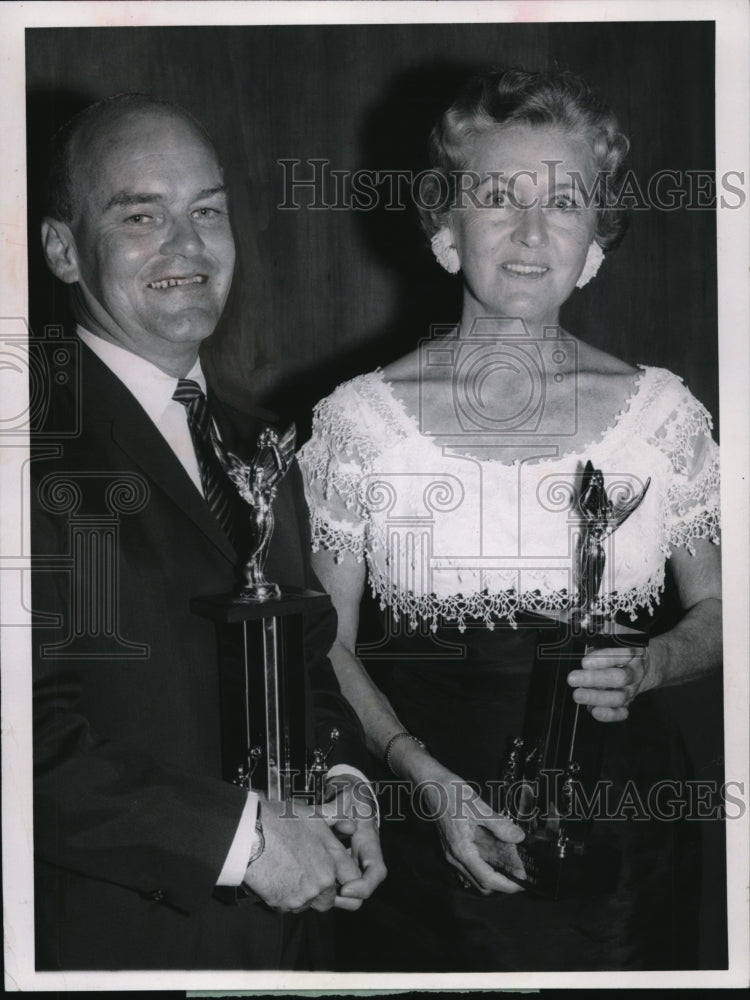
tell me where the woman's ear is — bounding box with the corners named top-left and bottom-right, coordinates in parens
top-left (41, 218), bottom-right (80, 284)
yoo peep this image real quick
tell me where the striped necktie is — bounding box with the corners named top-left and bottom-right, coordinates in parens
top-left (173, 379), bottom-right (237, 546)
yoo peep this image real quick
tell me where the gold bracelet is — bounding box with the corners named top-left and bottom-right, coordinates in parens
top-left (384, 732), bottom-right (426, 775)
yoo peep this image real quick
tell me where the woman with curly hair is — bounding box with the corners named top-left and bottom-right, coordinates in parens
top-left (300, 68), bottom-right (721, 971)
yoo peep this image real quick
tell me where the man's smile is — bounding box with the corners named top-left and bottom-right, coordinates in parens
top-left (147, 274), bottom-right (208, 289)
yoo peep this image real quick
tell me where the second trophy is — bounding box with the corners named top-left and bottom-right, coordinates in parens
top-left (487, 461), bottom-right (651, 898)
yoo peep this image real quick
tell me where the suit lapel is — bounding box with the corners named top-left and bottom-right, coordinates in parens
top-left (80, 343), bottom-right (237, 565)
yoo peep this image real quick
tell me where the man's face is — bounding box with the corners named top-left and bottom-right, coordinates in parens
top-left (65, 109), bottom-right (236, 373)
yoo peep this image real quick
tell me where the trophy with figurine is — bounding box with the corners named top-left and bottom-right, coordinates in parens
top-left (486, 461), bottom-right (651, 898)
top-left (191, 423), bottom-right (338, 804)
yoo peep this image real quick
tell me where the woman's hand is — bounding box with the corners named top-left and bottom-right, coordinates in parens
top-left (568, 541), bottom-right (722, 723)
top-left (417, 762), bottom-right (526, 894)
top-left (566, 644), bottom-right (654, 722)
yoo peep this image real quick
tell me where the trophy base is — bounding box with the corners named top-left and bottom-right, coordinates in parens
top-left (476, 821), bottom-right (621, 900)
top-left (192, 586), bottom-right (331, 623)
top-left (512, 833), bottom-right (622, 900)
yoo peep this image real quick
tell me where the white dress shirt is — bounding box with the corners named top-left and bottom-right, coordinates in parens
top-left (78, 328), bottom-right (373, 888)
top-left (78, 327), bottom-right (205, 494)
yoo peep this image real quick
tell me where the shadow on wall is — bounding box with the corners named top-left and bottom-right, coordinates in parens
top-left (262, 60), bottom-right (485, 440)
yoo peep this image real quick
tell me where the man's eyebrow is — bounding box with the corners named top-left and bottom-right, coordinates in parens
top-left (195, 185), bottom-right (227, 200)
top-left (103, 185), bottom-right (227, 212)
top-left (104, 192), bottom-right (165, 211)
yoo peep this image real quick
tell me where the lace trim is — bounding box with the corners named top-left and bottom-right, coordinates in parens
top-left (647, 392), bottom-right (715, 476)
top-left (310, 458), bottom-right (366, 513)
top-left (309, 513), bottom-right (366, 562)
top-left (662, 414), bottom-right (720, 553)
top-left (357, 369), bottom-right (415, 438)
top-left (635, 370), bottom-right (721, 551)
top-left (301, 373), bottom-right (413, 512)
top-left (305, 389), bottom-right (376, 471)
top-left (310, 373), bottom-right (407, 465)
top-left (309, 498), bottom-right (718, 630)
top-left (631, 366), bottom-right (683, 436)
top-left (665, 506), bottom-right (721, 555)
top-left (665, 469), bottom-right (721, 551)
top-left (671, 407), bottom-right (714, 476)
top-left (303, 366), bottom-right (721, 631)
top-left (366, 557), bottom-right (666, 633)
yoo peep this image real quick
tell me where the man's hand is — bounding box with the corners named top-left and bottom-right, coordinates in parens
top-left (241, 797), bottom-right (364, 913)
top-left (567, 645), bottom-right (654, 722)
top-left (323, 773), bottom-right (387, 910)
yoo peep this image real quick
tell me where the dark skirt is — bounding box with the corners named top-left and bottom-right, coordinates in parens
top-left (336, 613), bottom-right (702, 972)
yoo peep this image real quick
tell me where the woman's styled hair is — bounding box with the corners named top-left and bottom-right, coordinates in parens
top-left (420, 68), bottom-right (630, 250)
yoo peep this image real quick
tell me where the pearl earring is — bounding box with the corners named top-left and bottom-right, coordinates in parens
top-left (430, 228), bottom-right (460, 274)
top-left (576, 241), bottom-right (605, 288)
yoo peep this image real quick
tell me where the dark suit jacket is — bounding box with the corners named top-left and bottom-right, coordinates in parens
top-left (31, 340), bottom-right (365, 970)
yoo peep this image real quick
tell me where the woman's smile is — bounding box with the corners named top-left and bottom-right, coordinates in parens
top-left (500, 260), bottom-right (550, 278)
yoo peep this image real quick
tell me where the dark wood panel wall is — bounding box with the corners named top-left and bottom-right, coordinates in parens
top-left (26, 21), bottom-right (717, 437)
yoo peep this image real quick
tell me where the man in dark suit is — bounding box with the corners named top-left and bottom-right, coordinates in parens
top-left (32, 93), bottom-right (384, 970)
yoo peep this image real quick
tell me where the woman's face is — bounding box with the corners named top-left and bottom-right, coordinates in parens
top-left (449, 123), bottom-right (598, 330)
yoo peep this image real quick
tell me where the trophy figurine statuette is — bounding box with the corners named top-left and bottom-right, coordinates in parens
top-left (191, 422), bottom-right (338, 804)
top-left (486, 461), bottom-right (651, 899)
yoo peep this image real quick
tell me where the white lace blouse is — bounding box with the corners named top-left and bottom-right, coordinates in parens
top-left (298, 366), bottom-right (720, 632)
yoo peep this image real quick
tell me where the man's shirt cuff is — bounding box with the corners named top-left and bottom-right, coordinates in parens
top-left (216, 791), bottom-right (260, 887)
top-left (327, 764), bottom-right (380, 825)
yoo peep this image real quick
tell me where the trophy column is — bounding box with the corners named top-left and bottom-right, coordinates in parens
top-left (192, 588), bottom-right (332, 803)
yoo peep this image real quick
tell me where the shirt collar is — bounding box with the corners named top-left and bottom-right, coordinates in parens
top-left (77, 326), bottom-right (206, 425)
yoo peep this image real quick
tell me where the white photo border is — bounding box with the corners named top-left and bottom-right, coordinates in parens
top-left (2, 0), bottom-right (748, 991)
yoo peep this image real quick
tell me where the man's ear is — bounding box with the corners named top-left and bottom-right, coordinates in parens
top-left (41, 218), bottom-right (80, 284)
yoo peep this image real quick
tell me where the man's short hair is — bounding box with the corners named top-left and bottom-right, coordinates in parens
top-left (45, 93), bottom-right (217, 223)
